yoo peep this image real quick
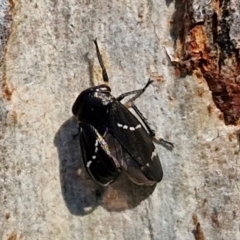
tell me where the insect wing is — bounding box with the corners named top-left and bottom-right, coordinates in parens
top-left (104, 132), bottom-right (156, 185)
top-left (108, 100), bottom-right (163, 183)
top-left (79, 122), bottom-right (120, 186)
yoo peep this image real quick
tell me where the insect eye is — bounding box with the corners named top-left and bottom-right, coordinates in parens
top-left (100, 87), bottom-right (107, 91)
top-left (94, 86), bottom-right (110, 94)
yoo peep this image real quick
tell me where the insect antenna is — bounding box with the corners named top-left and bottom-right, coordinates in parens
top-left (93, 38), bottom-right (109, 83)
top-left (116, 79), bottom-right (153, 102)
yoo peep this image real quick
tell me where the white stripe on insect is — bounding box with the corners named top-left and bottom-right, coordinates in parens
top-left (94, 140), bottom-right (98, 153)
top-left (135, 124), bottom-right (141, 129)
top-left (87, 161), bottom-right (92, 168)
top-left (151, 149), bottom-right (158, 160)
top-left (117, 123), bottom-right (142, 131)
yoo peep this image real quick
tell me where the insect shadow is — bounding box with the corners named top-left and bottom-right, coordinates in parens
top-left (54, 117), bottom-right (156, 216)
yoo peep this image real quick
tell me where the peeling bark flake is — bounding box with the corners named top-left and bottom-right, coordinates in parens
top-left (171, 0), bottom-right (240, 125)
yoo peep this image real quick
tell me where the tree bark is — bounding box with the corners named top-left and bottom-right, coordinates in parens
top-left (0, 0), bottom-right (239, 239)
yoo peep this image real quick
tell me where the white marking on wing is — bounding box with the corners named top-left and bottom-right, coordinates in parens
top-left (100, 87), bottom-right (107, 91)
top-left (117, 123), bottom-right (141, 130)
top-left (151, 149), bottom-right (158, 160)
top-left (86, 161), bottom-right (92, 168)
top-left (135, 124), bottom-right (141, 129)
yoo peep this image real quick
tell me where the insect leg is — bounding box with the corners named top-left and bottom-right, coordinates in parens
top-left (117, 80), bottom-right (174, 149)
top-left (130, 103), bottom-right (155, 136)
top-left (116, 79), bottom-right (155, 134)
top-left (116, 79), bottom-right (153, 101)
top-left (153, 137), bottom-right (174, 150)
top-left (132, 104), bottom-right (174, 149)
top-left (130, 103), bottom-right (174, 150)
top-left (93, 39), bottom-right (109, 82)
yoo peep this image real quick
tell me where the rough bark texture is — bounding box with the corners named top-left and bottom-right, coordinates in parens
top-left (170, 0), bottom-right (240, 125)
top-left (0, 0), bottom-right (239, 240)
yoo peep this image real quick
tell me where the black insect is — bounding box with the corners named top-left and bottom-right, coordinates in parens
top-left (72, 39), bottom-right (172, 186)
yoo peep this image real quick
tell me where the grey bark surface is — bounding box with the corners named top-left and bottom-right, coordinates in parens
top-left (0, 1), bottom-right (239, 240)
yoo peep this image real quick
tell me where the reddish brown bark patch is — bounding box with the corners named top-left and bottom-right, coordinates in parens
top-left (192, 214), bottom-right (205, 240)
top-left (2, 71), bottom-right (14, 100)
top-left (0, 0), bottom-right (15, 101)
top-left (171, 0), bottom-right (240, 125)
